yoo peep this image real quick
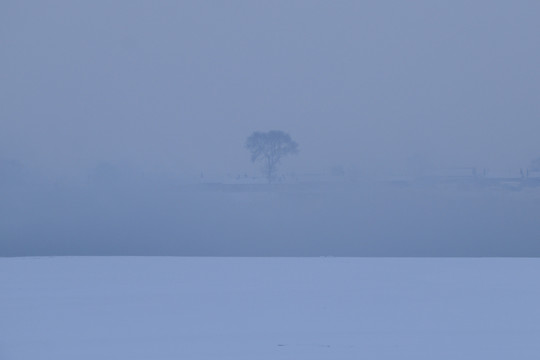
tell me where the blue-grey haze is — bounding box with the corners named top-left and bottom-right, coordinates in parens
top-left (1, 1), bottom-right (540, 256)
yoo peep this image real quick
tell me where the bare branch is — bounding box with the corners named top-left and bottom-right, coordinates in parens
top-left (245, 131), bottom-right (299, 182)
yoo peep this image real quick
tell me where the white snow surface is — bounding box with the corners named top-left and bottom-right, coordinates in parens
top-left (1, 257), bottom-right (539, 359)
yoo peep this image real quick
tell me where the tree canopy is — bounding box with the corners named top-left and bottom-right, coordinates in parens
top-left (246, 131), bottom-right (298, 182)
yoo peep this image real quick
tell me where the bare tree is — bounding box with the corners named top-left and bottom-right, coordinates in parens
top-left (246, 131), bottom-right (299, 182)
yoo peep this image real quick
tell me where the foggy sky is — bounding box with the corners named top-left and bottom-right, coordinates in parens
top-left (2, 1), bottom-right (540, 179)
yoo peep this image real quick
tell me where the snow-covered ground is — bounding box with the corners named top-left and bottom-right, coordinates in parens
top-left (1, 257), bottom-right (539, 359)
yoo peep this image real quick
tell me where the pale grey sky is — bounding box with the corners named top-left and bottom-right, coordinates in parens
top-left (2, 0), bottom-right (539, 178)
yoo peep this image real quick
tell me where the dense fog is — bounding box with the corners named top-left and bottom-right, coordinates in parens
top-left (2, 1), bottom-right (540, 256)
top-left (2, 162), bottom-right (540, 256)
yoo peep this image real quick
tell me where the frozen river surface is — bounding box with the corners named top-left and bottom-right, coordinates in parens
top-left (1, 257), bottom-right (539, 359)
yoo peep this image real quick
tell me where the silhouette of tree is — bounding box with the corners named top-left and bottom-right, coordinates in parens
top-left (246, 131), bottom-right (298, 182)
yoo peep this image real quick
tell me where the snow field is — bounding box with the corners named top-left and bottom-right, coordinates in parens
top-left (1, 257), bottom-right (539, 359)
